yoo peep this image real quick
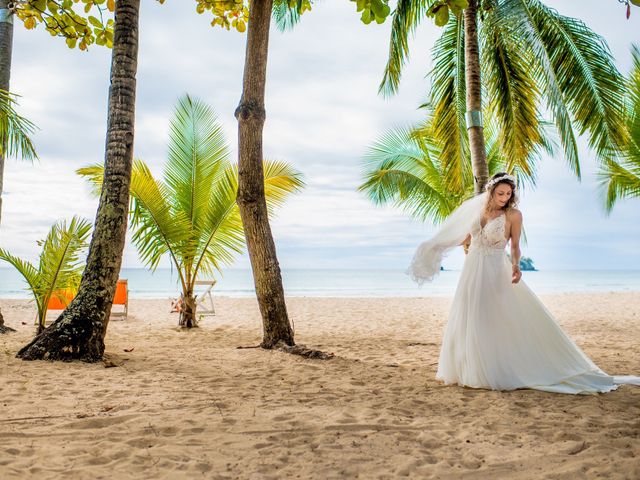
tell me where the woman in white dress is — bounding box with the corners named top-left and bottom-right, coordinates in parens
top-left (408, 172), bottom-right (640, 395)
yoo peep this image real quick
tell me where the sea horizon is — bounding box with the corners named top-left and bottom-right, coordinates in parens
top-left (1, 267), bottom-right (639, 299)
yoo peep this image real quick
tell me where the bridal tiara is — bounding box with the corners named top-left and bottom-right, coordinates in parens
top-left (485, 173), bottom-right (516, 191)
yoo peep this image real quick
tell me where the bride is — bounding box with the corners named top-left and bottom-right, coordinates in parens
top-left (408, 172), bottom-right (640, 394)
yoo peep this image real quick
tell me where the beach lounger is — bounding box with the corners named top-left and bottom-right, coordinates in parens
top-left (47, 289), bottom-right (74, 310)
top-left (111, 279), bottom-right (129, 319)
top-left (45, 280), bottom-right (128, 320)
top-left (195, 279), bottom-right (216, 315)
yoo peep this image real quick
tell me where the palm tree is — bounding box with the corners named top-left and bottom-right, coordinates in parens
top-left (0, 217), bottom-right (91, 333)
top-left (235, 0), bottom-right (298, 348)
top-left (381, 0), bottom-right (627, 195)
top-left (79, 95), bottom-right (303, 328)
top-left (359, 105), bottom-right (553, 221)
top-left (598, 45), bottom-right (640, 212)
top-left (17, 0), bottom-right (140, 361)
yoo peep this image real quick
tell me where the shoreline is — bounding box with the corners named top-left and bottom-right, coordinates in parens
top-left (2, 293), bottom-right (639, 479)
top-left (2, 288), bottom-right (640, 302)
top-left (2, 269), bottom-right (639, 301)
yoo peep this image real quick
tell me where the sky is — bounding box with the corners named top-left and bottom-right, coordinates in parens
top-left (1, 0), bottom-right (639, 272)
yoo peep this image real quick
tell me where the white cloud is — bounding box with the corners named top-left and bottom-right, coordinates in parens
top-left (1, 0), bottom-right (638, 273)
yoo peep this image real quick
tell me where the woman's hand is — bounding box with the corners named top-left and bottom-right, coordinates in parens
top-left (512, 264), bottom-right (522, 284)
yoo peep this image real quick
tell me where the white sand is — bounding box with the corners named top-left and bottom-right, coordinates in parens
top-left (1, 293), bottom-right (639, 479)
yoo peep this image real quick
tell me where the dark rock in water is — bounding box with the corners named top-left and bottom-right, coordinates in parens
top-left (507, 255), bottom-right (537, 271)
top-left (519, 257), bottom-right (537, 271)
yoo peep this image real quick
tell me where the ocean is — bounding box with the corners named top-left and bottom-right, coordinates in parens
top-left (1, 268), bottom-right (639, 299)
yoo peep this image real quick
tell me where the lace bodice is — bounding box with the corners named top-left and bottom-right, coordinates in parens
top-left (469, 213), bottom-right (508, 253)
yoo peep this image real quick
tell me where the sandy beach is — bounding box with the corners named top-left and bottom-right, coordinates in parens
top-left (1, 293), bottom-right (638, 479)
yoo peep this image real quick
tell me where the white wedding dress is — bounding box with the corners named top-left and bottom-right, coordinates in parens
top-left (433, 211), bottom-right (640, 395)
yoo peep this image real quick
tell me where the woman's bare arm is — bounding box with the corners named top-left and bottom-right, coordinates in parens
top-left (509, 210), bottom-right (523, 283)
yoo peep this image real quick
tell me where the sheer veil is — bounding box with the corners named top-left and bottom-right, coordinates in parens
top-left (407, 192), bottom-right (488, 284)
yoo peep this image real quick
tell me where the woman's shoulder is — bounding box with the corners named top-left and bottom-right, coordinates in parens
top-left (506, 208), bottom-right (522, 222)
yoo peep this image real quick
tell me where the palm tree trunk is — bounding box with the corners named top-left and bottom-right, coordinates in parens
top-left (0, 0), bottom-right (14, 333)
top-left (179, 292), bottom-right (197, 328)
top-left (17, 0), bottom-right (140, 361)
top-left (0, 0), bottom-right (13, 226)
top-left (464, 0), bottom-right (489, 194)
top-left (235, 0), bottom-right (294, 348)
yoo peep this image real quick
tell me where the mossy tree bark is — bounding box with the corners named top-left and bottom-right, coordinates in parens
top-left (0, 0), bottom-right (14, 333)
top-left (17, 0), bottom-right (140, 360)
top-left (464, 0), bottom-right (489, 194)
top-left (235, 0), bottom-right (294, 349)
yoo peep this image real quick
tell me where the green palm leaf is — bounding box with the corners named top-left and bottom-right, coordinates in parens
top-left (360, 106), bottom-right (535, 224)
top-left (272, 0), bottom-right (303, 32)
top-left (0, 250), bottom-right (40, 310)
top-left (427, 15), bottom-right (471, 193)
top-left (0, 90), bottom-right (38, 161)
top-left (263, 160), bottom-right (306, 212)
top-left (529, 1), bottom-right (627, 156)
top-left (194, 161), bottom-right (304, 280)
top-left (598, 159), bottom-right (640, 212)
top-left (37, 216), bottom-right (91, 299)
top-left (481, 6), bottom-right (547, 178)
top-left (0, 216), bottom-right (90, 331)
top-left (598, 45), bottom-right (640, 212)
top-left (379, 0), bottom-right (435, 97)
top-left (78, 95), bottom-right (304, 320)
top-left (192, 164), bottom-right (244, 280)
top-left (360, 125), bottom-right (462, 223)
top-left (165, 95), bottom-right (229, 233)
top-left (507, 0), bottom-right (626, 176)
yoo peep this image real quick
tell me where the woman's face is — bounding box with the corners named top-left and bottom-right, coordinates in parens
top-left (492, 183), bottom-right (513, 208)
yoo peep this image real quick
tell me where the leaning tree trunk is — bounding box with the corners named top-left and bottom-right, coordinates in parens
top-left (17, 0), bottom-right (140, 361)
top-left (0, 0), bottom-right (14, 333)
top-left (464, 0), bottom-right (489, 194)
top-left (235, 0), bottom-right (294, 348)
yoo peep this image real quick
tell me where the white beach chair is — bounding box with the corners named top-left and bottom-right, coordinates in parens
top-left (194, 279), bottom-right (216, 315)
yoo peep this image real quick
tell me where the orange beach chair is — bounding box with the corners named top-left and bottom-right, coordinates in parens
top-left (46, 279), bottom-right (128, 319)
top-left (111, 279), bottom-right (129, 319)
top-left (47, 289), bottom-right (75, 310)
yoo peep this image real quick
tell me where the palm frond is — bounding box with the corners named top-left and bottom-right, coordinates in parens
top-left (427, 14), bottom-right (472, 193)
top-left (78, 161), bottom-right (192, 276)
top-left (263, 160), bottom-right (305, 213)
top-left (597, 159), bottom-right (640, 213)
top-left (37, 216), bottom-right (91, 316)
top-left (481, 7), bottom-right (546, 181)
top-left (379, 0), bottom-right (434, 97)
top-left (360, 126), bottom-right (461, 223)
top-left (503, 0), bottom-right (581, 177)
top-left (360, 104), bottom-right (542, 224)
top-left (193, 164), bottom-right (245, 280)
top-left (0, 217), bottom-right (90, 327)
top-left (534, 2), bottom-right (626, 156)
top-left (79, 95), bottom-right (303, 300)
top-left (193, 161), bottom-right (303, 281)
top-left (597, 45), bottom-right (640, 212)
top-left (511, 0), bottom-right (626, 172)
top-left (75, 164), bottom-right (104, 197)
top-left (165, 94), bottom-right (230, 231)
top-left (272, 0), bottom-right (302, 32)
top-left (129, 160), bottom-right (193, 274)
top-left (0, 248), bottom-right (40, 309)
top-left (0, 90), bottom-right (38, 161)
